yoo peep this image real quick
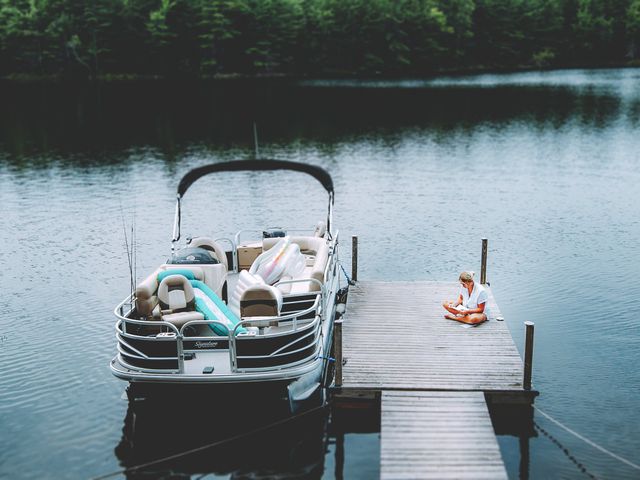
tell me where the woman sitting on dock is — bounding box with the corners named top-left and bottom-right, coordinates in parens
top-left (442, 271), bottom-right (488, 324)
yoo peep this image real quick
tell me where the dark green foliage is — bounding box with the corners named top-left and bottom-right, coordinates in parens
top-left (0, 0), bottom-right (638, 77)
top-left (628, 0), bottom-right (640, 58)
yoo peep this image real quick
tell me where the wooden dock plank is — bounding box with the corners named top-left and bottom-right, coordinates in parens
top-left (381, 391), bottom-right (507, 480)
top-left (341, 281), bottom-right (524, 393)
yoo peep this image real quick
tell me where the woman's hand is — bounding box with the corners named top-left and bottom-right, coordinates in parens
top-left (442, 301), bottom-right (462, 315)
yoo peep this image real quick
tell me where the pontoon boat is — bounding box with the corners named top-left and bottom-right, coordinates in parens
top-left (111, 160), bottom-right (343, 408)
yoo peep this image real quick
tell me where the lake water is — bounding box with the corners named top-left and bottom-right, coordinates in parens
top-left (1, 68), bottom-right (639, 479)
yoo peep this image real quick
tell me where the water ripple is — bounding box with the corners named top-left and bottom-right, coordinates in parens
top-left (1, 70), bottom-right (640, 479)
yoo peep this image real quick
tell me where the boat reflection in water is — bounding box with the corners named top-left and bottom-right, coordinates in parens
top-left (115, 387), bottom-right (330, 479)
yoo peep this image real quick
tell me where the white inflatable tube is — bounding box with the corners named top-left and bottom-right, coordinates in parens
top-left (250, 236), bottom-right (290, 276)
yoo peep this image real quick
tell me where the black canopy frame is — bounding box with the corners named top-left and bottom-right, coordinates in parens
top-left (171, 159), bottom-right (335, 249)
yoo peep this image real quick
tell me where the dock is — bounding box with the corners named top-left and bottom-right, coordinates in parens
top-left (333, 270), bottom-right (537, 478)
top-left (381, 391), bottom-right (507, 479)
top-left (338, 281), bottom-right (530, 401)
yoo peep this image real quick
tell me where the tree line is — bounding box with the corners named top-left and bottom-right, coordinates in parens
top-left (1, 0), bottom-right (639, 78)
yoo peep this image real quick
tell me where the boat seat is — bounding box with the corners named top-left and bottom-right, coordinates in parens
top-left (157, 274), bottom-right (203, 328)
top-left (240, 284), bottom-right (283, 318)
top-left (135, 267), bottom-right (202, 317)
top-left (230, 270), bottom-right (265, 318)
top-left (135, 261), bottom-right (228, 318)
top-left (187, 237), bottom-right (228, 270)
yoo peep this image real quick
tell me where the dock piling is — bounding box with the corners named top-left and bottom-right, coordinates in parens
top-left (351, 236), bottom-right (358, 282)
top-left (481, 238), bottom-right (488, 284)
top-left (334, 319), bottom-right (343, 387)
top-left (523, 321), bottom-right (535, 390)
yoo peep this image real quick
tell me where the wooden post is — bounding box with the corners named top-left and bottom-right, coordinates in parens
top-left (351, 235), bottom-right (358, 282)
top-left (480, 238), bottom-right (488, 284)
top-left (523, 321), bottom-right (535, 390)
top-left (334, 319), bottom-right (343, 387)
top-left (335, 432), bottom-right (345, 480)
top-left (519, 435), bottom-right (531, 480)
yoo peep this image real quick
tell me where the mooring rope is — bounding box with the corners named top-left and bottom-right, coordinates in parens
top-left (90, 402), bottom-right (330, 480)
top-left (534, 406), bottom-right (640, 472)
top-left (339, 262), bottom-right (355, 285)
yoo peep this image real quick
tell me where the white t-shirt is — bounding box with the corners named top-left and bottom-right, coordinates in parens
top-left (459, 282), bottom-right (488, 311)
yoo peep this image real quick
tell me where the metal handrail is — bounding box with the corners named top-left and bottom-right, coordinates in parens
top-left (115, 316), bottom-right (180, 336)
top-left (274, 278), bottom-right (324, 328)
top-left (115, 331), bottom-right (155, 359)
top-left (178, 319), bottom-right (235, 337)
top-left (233, 227), bottom-right (318, 249)
top-left (113, 232), bottom-right (339, 376)
top-left (275, 277), bottom-right (324, 293)
top-left (238, 338), bottom-right (321, 361)
top-left (116, 342), bottom-right (180, 362)
top-left (236, 295), bottom-right (321, 332)
top-left (214, 237), bottom-right (236, 271)
top-left (117, 355), bottom-right (181, 374)
top-left (268, 318), bottom-right (321, 356)
top-left (232, 344), bottom-right (323, 374)
top-left (229, 304), bottom-right (322, 372)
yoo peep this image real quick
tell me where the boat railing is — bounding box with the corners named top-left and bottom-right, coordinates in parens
top-left (275, 278), bottom-right (325, 313)
top-left (114, 314), bottom-right (182, 373)
top-left (214, 236), bottom-right (236, 270)
top-left (233, 227), bottom-right (315, 249)
top-left (229, 314), bottom-right (322, 373)
top-left (114, 286), bottom-right (324, 374)
top-left (228, 287), bottom-right (323, 372)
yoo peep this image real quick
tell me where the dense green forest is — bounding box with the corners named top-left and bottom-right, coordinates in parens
top-left (1, 0), bottom-right (639, 78)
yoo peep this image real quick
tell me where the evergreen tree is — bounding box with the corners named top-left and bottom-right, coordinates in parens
top-left (0, 0), bottom-right (638, 77)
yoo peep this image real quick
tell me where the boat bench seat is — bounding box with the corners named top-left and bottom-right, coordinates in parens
top-left (262, 236), bottom-right (329, 293)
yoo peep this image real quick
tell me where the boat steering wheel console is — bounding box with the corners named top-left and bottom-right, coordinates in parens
top-left (168, 247), bottom-right (220, 265)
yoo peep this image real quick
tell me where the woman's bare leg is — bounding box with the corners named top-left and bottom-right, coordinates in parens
top-left (445, 313), bottom-right (487, 324)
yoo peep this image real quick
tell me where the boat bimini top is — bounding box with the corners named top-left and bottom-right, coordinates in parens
top-left (171, 159), bottom-right (335, 252)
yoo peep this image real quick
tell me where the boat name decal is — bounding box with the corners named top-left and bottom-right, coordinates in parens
top-left (195, 341), bottom-right (219, 348)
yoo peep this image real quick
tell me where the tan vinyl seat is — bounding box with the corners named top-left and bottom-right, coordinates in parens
top-left (240, 285), bottom-right (283, 318)
top-left (135, 266), bottom-right (203, 318)
top-left (187, 237), bottom-right (228, 270)
top-left (157, 275), bottom-right (204, 327)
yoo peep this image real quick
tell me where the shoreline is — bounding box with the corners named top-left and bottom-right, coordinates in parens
top-left (2, 62), bottom-right (639, 84)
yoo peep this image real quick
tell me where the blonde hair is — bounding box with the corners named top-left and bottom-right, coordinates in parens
top-left (459, 271), bottom-right (475, 283)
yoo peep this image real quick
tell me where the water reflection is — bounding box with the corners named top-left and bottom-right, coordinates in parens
top-left (116, 389), bottom-right (329, 479)
top-left (488, 404), bottom-right (536, 480)
top-left (2, 71), bottom-right (639, 158)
